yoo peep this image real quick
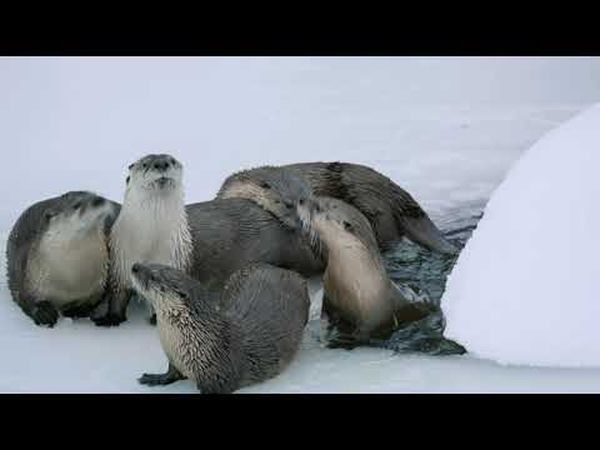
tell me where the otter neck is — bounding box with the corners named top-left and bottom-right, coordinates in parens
top-left (322, 229), bottom-right (391, 319)
top-left (111, 187), bottom-right (192, 289)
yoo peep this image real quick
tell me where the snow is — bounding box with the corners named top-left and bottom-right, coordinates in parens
top-left (2, 57), bottom-right (600, 392)
top-left (442, 103), bottom-right (600, 368)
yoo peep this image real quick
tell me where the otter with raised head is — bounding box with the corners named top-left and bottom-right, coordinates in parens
top-left (131, 262), bottom-right (309, 394)
top-left (6, 191), bottom-right (119, 327)
top-left (218, 162), bottom-right (457, 254)
top-left (93, 154), bottom-right (321, 326)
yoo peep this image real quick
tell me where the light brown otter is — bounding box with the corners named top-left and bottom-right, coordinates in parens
top-left (298, 196), bottom-right (435, 347)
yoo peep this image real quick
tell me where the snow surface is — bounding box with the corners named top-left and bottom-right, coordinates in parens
top-left (443, 103), bottom-right (600, 368)
top-left (2, 57), bottom-right (600, 392)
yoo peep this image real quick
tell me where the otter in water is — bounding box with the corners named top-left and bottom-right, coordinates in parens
top-left (131, 262), bottom-right (309, 394)
top-left (6, 191), bottom-right (119, 327)
top-left (218, 162), bottom-right (457, 254)
top-left (93, 154), bottom-right (321, 326)
top-left (297, 196), bottom-right (434, 346)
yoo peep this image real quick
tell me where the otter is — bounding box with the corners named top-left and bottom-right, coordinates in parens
top-left (6, 191), bottom-right (119, 327)
top-left (297, 196), bottom-right (433, 346)
top-left (216, 166), bottom-right (313, 230)
top-left (93, 154), bottom-right (322, 326)
top-left (131, 262), bottom-right (309, 394)
top-left (217, 162), bottom-right (457, 255)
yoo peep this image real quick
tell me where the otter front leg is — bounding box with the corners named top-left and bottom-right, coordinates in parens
top-left (92, 289), bottom-right (131, 327)
top-left (320, 294), bottom-right (361, 350)
top-left (28, 300), bottom-right (59, 327)
top-left (16, 292), bottom-right (59, 327)
top-left (139, 363), bottom-right (185, 386)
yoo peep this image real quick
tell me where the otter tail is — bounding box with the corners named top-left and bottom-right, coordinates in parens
top-left (399, 214), bottom-right (458, 255)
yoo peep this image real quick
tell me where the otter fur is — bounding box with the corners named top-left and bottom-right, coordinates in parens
top-left (131, 262), bottom-right (309, 394)
top-left (6, 191), bottom-right (119, 326)
top-left (298, 196), bottom-right (436, 346)
top-left (93, 154), bottom-right (321, 326)
top-left (217, 162), bottom-right (457, 254)
top-left (217, 166), bottom-right (313, 230)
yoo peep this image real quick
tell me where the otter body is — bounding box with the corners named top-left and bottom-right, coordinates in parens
top-left (131, 263), bottom-right (309, 394)
top-left (218, 162), bottom-right (457, 254)
top-left (6, 191), bottom-right (119, 326)
top-left (94, 154), bottom-right (321, 326)
top-left (300, 196), bottom-right (433, 345)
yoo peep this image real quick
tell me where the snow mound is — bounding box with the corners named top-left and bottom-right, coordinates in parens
top-left (442, 104), bottom-right (600, 367)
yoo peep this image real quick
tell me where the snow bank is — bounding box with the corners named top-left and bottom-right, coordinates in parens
top-left (443, 104), bottom-right (600, 367)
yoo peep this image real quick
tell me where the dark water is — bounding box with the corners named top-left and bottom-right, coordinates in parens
top-left (385, 210), bottom-right (483, 307)
top-left (368, 209), bottom-right (484, 355)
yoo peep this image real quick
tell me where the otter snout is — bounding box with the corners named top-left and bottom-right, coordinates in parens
top-left (151, 157), bottom-right (172, 172)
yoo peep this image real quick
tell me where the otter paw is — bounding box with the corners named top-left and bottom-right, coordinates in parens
top-left (92, 313), bottom-right (126, 327)
top-left (62, 303), bottom-right (95, 318)
top-left (138, 373), bottom-right (173, 386)
top-left (31, 301), bottom-right (59, 327)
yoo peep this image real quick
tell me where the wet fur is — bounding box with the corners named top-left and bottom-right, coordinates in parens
top-left (132, 263), bottom-right (309, 394)
top-left (303, 197), bottom-right (433, 344)
top-left (285, 162), bottom-right (457, 254)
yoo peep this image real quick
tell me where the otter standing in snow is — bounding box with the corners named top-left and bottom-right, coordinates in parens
top-left (6, 191), bottom-right (119, 327)
top-left (131, 262), bottom-right (309, 394)
top-left (93, 154), bottom-right (321, 326)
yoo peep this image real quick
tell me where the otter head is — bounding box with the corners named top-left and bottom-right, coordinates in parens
top-left (219, 166), bottom-right (313, 231)
top-left (125, 154), bottom-right (183, 200)
top-left (45, 191), bottom-right (117, 237)
top-left (297, 196), bottom-right (380, 254)
top-left (130, 263), bottom-right (196, 314)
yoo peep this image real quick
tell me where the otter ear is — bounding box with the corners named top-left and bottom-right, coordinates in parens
top-left (174, 289), bottom-right (188, 300)
top-left (128, 163), bottom-right (134, 170)
top-left (44, 210), bottom-right (56, 222)
top-left (343, 221), bottom-right (354, 232)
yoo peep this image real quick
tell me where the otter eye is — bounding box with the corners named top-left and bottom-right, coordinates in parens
top-left (72, 202), bottom-right (82, 210)
top-left (299, 199), bottom-right (305, 205)
top-left (170, 158), bottom-right (177, 166)
top-left (44, 211), bottom-right (55, 221)
top-left (142, 163), bottom-right (148, 169)
top-left (284, 202), bottom-right (293, 209)
top-left (260, 181), bottom-right (271, 190)
top-left (343, 221), bottom-right (353, 232)
top-left (126, 176), bottom-right (130, 184)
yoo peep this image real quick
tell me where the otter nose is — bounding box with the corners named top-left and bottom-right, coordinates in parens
top-left (153, 160), bottom-right (170, 172)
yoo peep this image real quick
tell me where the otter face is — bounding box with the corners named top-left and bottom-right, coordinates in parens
top-left (126, 154), bottom-right (183, 194)
top-left (220, 167), bottom-right (313, 230)
top-left (130, 263), bottom-right (192, 312)
top-left (310, 197), bottom-right (357, 243)
top-left (297, 196), bottom-right (378, 255)
top-left (46, 191), bottom-right (116, 236)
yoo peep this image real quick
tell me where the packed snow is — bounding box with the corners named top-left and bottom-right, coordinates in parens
top-left (442, 103), bottom-right (600, 368)
top-left (2, 57), bottom-right (600, 392)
